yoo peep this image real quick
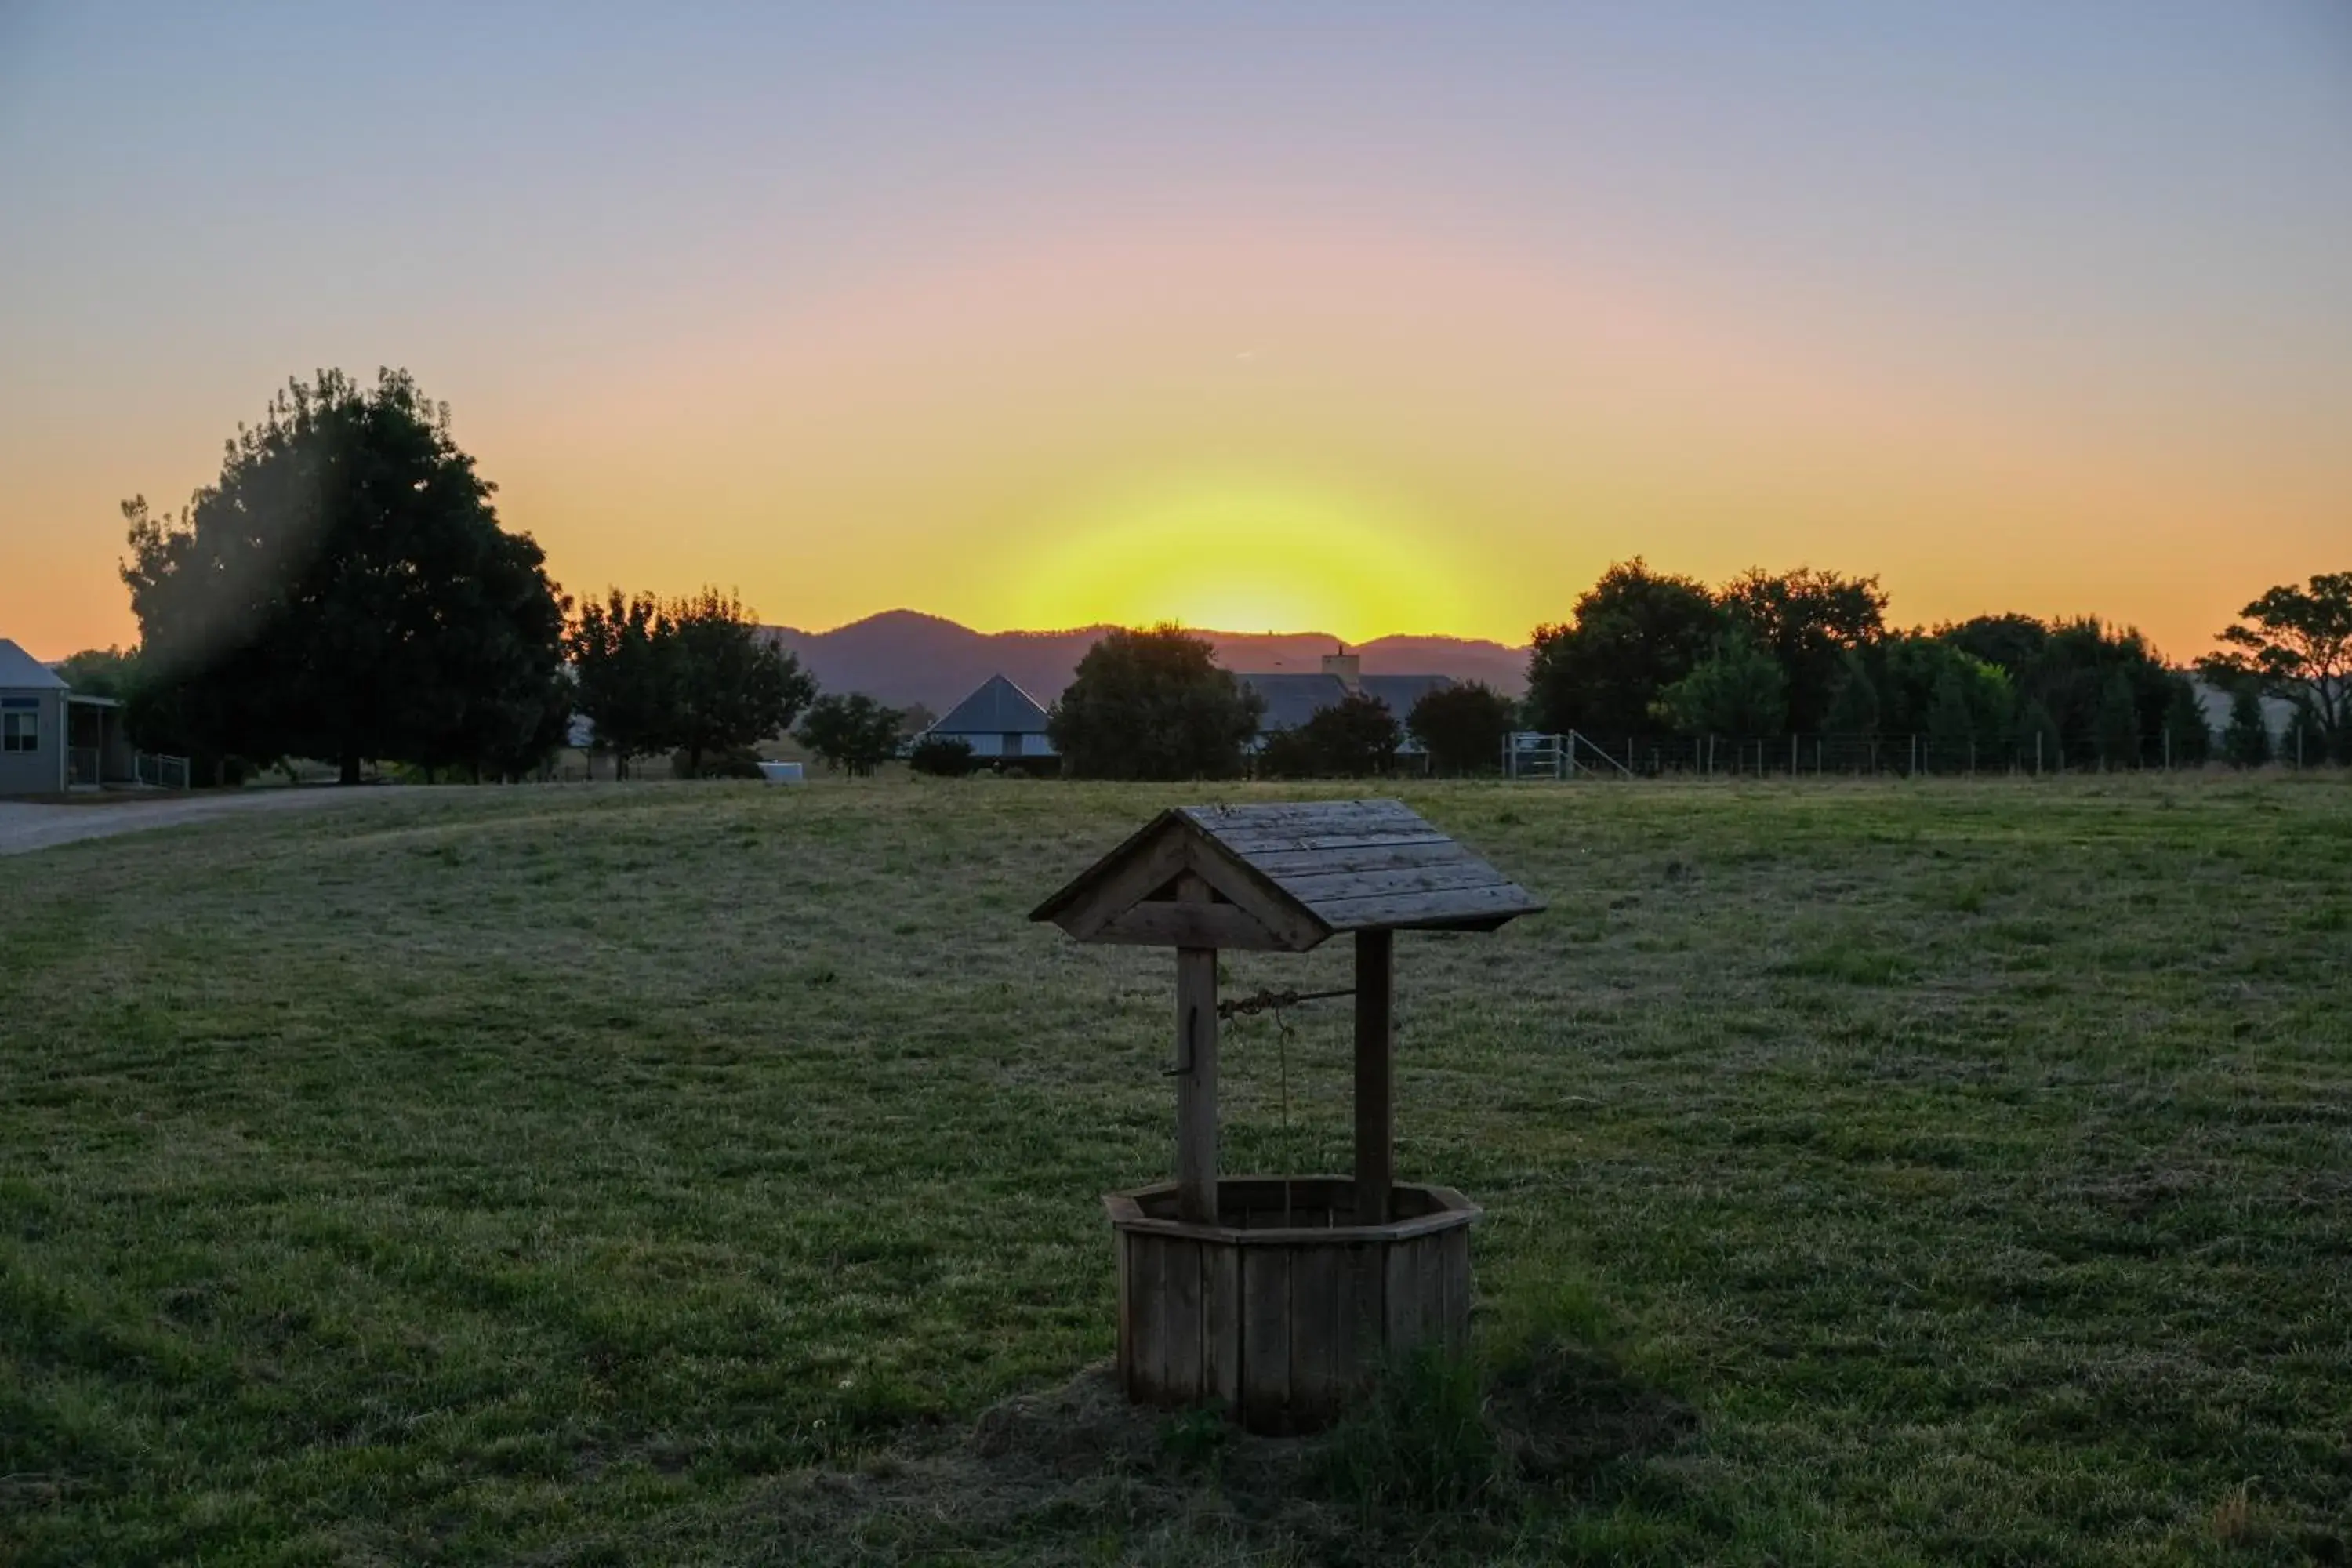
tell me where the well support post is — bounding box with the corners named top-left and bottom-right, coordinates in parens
top-left (1174, 873), bottom-right (1220, 1225)
top-left (1353, 927), bottom-right (1395, 1223)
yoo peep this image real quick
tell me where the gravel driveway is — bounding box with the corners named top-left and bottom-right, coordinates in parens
top-left (0, 788), bottom-right (411, 856)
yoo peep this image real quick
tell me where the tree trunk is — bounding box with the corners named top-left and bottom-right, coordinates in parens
top-left (339, 750), bottom-right (361, 786)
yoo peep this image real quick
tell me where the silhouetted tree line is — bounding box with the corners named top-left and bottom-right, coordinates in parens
top-left (75, 369), bottom-right (2347, 785)
top-left (1525, 560), bottom-right (2351, 770)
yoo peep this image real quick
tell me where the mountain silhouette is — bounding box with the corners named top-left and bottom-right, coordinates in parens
top-left (764, 610), bottom-right (1528, 713)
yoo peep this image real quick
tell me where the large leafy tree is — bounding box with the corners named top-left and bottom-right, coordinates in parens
top-left (566, 590), bottom-right (669, 779)
top-left (55, 648), bottom-right (140, 699)
top-left (2202, 572), bottom-right (2351, 757)
top-left (1719, 567), bottom-right (1888, 731)
top-left (1406, 682), bottom-right (1515, 775)
top-left (797, 693), bottom-right (904, 777)
top-left (1260, 692), bottom-right (1401, 778)
top-left (1526, 560), bottom-right (1724, 739)
top-left (121, 369), bottom-right (568, 783)
top-left (1047, 625), bottom-right (1262, 780)
top-left (662, 589), bottom-right (816, 778)
top-left (1872, 637), bottom-right (2013, 752)
top-left (1651, 627), bottom-right (1789, 738)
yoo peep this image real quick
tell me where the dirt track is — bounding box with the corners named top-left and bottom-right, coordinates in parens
top-left (0, 788), bottom-right (411, 856)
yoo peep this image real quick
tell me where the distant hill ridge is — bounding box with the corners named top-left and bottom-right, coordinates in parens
top-left (762, 609), bottom-right (1529, 713)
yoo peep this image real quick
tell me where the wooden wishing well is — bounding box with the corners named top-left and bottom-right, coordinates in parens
top-left (1033, 800), bottom-right (1543, 1433)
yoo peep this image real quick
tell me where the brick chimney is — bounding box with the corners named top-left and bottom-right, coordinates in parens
top-left (1321, 642), bottom-right (1362, 693)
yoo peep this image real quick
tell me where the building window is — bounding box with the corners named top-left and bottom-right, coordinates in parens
top-left (2, 709), bottom-right (37, 753)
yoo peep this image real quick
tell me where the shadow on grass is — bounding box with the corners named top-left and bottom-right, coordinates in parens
top-left (713, 1304), bottom-right (1698, 1566)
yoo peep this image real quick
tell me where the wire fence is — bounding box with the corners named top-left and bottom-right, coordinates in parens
top-left (1504, 730), bottom-right (2344, 779)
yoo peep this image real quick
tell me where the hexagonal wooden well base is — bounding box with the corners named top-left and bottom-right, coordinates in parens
top-left (1105, 1176), bottom-right (1478, 1435)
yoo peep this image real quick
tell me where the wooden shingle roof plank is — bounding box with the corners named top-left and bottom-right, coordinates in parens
top-left (1033, 798), bottom-right (1541, 946)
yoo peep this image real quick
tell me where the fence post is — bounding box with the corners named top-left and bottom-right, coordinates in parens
top-left (1910, 734), bottom-right (1918, 777)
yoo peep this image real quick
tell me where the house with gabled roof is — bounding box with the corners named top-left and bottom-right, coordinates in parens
top-left (1239, 648), bottom-right (1453, 755)
top-left (920, 673), bottom-right (1057, 759)
top-left (0, 638), bottom-right (136, 796)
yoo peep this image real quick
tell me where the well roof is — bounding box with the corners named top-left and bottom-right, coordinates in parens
top-left (1032, 798), bottom-right (1542, 952)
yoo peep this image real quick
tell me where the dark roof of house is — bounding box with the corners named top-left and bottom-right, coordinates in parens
top-left (1238, 671), bottom-right (1457, 741)
top-left (1359, 673), bottom-right (1454, 718)
top-left (1032, 798), bottom-right (1544, 950)
top-left (1240, 673), bottom-right (1350, 732)
top-left (931, 673), bottom-right (1051, 735)
top-left (0, 639), bottom-right (67, 691)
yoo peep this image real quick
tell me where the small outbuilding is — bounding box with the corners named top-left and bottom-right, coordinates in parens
top-left (1033, 798), bottom-right (1542, 1432)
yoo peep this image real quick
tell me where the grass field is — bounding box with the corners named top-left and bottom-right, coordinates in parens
top-left (3, 775), bottom-right (2349, 1565)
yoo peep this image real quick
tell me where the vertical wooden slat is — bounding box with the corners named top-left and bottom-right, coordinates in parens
top-left (1338, 1242), bottom-right (1385, 1390)
top-left (1116, 1229), bottom-right (1134, 1394)
top-left (1353, 929), bottom-right (1395, 1224)
top-left (1288, 1243), bottom-right (1342, 1426)
top-left (1174, 874), bottom-right (1220, 1226)
top-left (1439, 1225), bottom-right (1472, 1349)
top-left (1128, 1233), bottom-right (1165, 1403)
top-left (1384, 1232), bottom-right (1429, 1351)
top-left (1161, 1237), bottom-right (1203, 1403)
top-left (1203, 1241), bottom-right (1240, 1410)
top-left (1240, 1247), bottom-right (1290, 1431)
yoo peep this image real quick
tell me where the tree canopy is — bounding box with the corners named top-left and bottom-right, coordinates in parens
top-left (664, 590), bottom-right (816, 777)
top-left (797, 693), bottom-right (904, 777)
top-left (1650, 627), bottom-right (1788, 738)
top-left (2204, 572), bottom-right (2350, 757)
top-left (121, 369), bottom-right (568, 783)
top-left (1259, 691), bottom-right (1401, 778)
top-left (1525, 559), bottom-right (1723, 738)
top-left (1046, 626), bottom-right (1262, 780)
top-left (1719, 567), bottom-right (1887, 731)
top-left (1406, 682), bottom-right (1515, 775)
top-left (565, 590), bottom-right (669, 779)
top-left (566, 589), bottom-right (815, 779)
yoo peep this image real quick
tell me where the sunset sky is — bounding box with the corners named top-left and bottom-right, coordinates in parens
top-left (2, 3), bottom-right (2346, 662)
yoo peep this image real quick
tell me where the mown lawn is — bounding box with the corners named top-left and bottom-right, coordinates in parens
top-left (2, 775), bottom-right (2348, 1565)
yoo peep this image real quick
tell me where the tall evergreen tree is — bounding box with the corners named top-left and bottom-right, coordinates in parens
top-left (2223, 684), bottom-right (2273, 769)
top-left (2016, 699), bottom-right (2063, 774)
top-left (2094, 670), bottom-right (2141, 771)
top-left (2281, 699), bottom-right (2325, 768)
top-left (1823, 652), bottom-right (1880, 735)
top-left (2160, 677), bottom-right (2212, 767)
top-left (1926, 665), bottom-right (1976, 773)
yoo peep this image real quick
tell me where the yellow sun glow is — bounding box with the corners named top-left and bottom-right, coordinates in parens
top-left (996, 474), bottom-right (1469, 641)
